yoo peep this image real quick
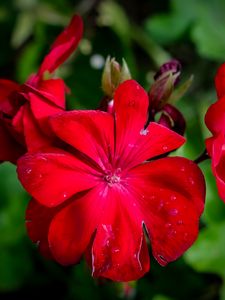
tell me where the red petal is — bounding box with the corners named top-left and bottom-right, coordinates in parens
top-left (26, 198), bottom-right (59, 259)
top-left (48, 186), bottom-right (104, 265)
top-left (0, 79), bottom-right (20, 115)
top-left (12, 105), bottom-right (24, 135)
top-left (114, 80), bottom-right (149, 163)
top-left (50, 110), bottom-right (114, 170)
top-left (38, 15), bottom-right (83, 76)
top-left (91, 188), bottom-right (150, 282)
top-left (28, 92), bottom-right (63, 136)
top-left (17, 148), bottom-right (100, 207)
top-left (22, 103), bottom-right (51, 151)
top-left (116, 122), bottom-right (185, 170)
top-left (209, 135), bottom-right (225, 202)
top-left (215, 63), bottom-right (225, 98)
top-left (205, 96), bottom-right (225, 135)
top-left (0, 120), bottom-right (24, 163)
top-left (213, 152), bottom-right (225, 202)
top-left (24, 78), bottom-right (66, 109)
top-left (128, 157), bottom-right (205, 265)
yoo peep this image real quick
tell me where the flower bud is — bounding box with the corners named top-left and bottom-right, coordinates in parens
top-left (149, 60), bottom-right (181, 112)
top-left (102, 56), bottom-right (131, 98)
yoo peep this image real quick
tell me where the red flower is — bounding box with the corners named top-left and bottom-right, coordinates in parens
top-left (205, 63), bottom-right (225, 201)
top-left (0, 15), bottom-right (83, 162)
top-left (17, 80), bottom-right (205, 282)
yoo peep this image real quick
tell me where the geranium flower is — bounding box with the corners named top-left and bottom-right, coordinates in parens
top-left (0, 15), bottom-right (83, 162)
top-left (17, 80), bottom-right (205, 281)
top-left (205, 62), bottom-right (225, 201)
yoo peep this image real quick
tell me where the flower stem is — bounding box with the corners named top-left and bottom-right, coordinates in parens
top-left (194, 149), bottom-right (210, 164)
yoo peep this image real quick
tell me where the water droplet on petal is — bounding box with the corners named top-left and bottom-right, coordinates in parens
top-left (189, 178), bottom-right (195, 185)
top-left (128, 99), bottom-right (135, 107)
top-left (171, 195), bottom-right (177, 201)
top-left (181, 166), bottom-right (185, 172)
top-left (140, 128), bottom-right (149, 136)
top-left (169, 208), bottom-right (178, 216)
top-left (168, 229), bottom-right (177, 237)
top-left (165, 222), bottom-right (172, 228)
top-left (40, 157), bottom-right (47, 162)
top-left (158, 200), bottom-right (164, 210)
top-left (26, 168), bottom-right (32, 174)
top-left (177, 220), bottom-right (183, 225)
top-left (113, 248), bottom-right (120, 254)
top-left (63, 193), bottom-right (68, 198)
top-left (184, 233), bottom-right (188, 240)
top-left (163, 146), bottom-right (168, 151)
top-left (39, 174), bottom-right (43, 178)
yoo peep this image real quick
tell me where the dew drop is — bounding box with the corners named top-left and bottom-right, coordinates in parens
top-left (189, 178), bottom-right (195, 185)
top-left (140, 128), bottom-right (149, 136)
top-left (113, 248), bottom-right (120, 254)
top-left (181, 166), bottom-right (185, 172)
top-left (171, 195), bottom-right (177, 201)
top-left (168, 229), bottom-right (177, 237)
top-left (165, 222), bottom-right (172, 228)
top-left (26, 168), bottom-right (32, 174)
top-left (184, 233), bottom-right (188, 240)
top-left (40, 157), bottom-right (47, 162)
top-left (158, 200), bottom-right (164, 210)
top-left (169, 208), bottom-right (178, 216)
top-left (39, 174), bottom-right (43, 178)
top-left (162, 145), bottom-right (168, 151)
top-left (63, 193), bottom-right (68, 199)
top-left (177, 220), bottom-right (183, 225)
top-left (128, 99), bottom-right (135, 107)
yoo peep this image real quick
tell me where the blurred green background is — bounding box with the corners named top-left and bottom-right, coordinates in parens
top-left (1, 0), bottom-right (225, 299)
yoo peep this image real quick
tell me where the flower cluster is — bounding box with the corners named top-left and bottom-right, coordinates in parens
top-left (0, 15), bottom-right (210, 282)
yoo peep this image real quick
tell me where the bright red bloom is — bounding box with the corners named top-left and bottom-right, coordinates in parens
top-left (17, 80), bottom-right (205, 282)
top-left (0, 15), bottom-right (83, 162)
top-left (205, 63), bottom-right (225, 201)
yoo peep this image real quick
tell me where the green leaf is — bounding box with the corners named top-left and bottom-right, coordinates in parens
top-left (0, 243), bottom-right (33, 291)
top-left (145, 0), bottom-right (225, 61)
top-left (185, 221), bottom-right (225, 276)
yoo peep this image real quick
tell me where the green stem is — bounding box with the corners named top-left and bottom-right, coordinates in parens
top-left (194, 149), bottom-right (210, 164)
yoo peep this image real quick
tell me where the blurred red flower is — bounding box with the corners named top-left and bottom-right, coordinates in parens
top-left (205, 63), bottom-right (225, 201)
top-left (0, 15), bottom-right (83, 163)
top-left (18, 80), bottom-right (205, 281)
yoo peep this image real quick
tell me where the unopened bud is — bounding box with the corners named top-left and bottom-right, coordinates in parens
top-left (149, 60), bottom-right (181, 111)
top-left (102, 56), bottom-right (131, 98)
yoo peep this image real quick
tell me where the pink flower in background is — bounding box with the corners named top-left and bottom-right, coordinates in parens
top-left (18, 80), bottom-right (205, 281)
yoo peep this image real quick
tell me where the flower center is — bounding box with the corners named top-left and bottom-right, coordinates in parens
top-left (104, 168), bottom-right (121, 186)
